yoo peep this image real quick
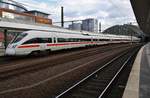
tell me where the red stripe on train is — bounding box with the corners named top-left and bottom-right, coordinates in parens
top-left (47, 42), bottom-right (95, 46)
top-left (47, 43), bottom-right (68, 46)
top-left (17, 42), bottom-right (98, 48)
top-left (18, 45), bottom-right (40, 48)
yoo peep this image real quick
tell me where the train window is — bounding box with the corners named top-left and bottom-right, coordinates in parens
top-left (40, 38), bottom-right (47, 43)
top-left (23, 38), bottom-right (52, 44)
top-left (41, 38), bottom-right (48, 43)
top-left (69, 38), bottom-right (79, 42)
top-left (93, 39), bottom-right (97, 41)
top-left (57, 38), bottom-right (93, 42)
top-left (48, 38), bottom-right (52, 43)
top-left (100, 39), bottom-right (110, 41)
top-left (82, 39), bottom-right (91, 41)
top-left (67, 38), bottom-right (72, 42)
top-left (40, 38), bottom-right (52, 43)
top-left (58, 38), bottom-right (67, 42)
top-left (58, 38), bottom-right (81, 42)
top-left (76, 38), bottom-right (81, 42)
top-left (11, 33), bottom-right (27, 43)
top-left (23, 38), bottom-right (40, 44)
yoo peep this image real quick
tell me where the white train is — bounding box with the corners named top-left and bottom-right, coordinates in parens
top-left (5, 29), bottom-right (140, 56)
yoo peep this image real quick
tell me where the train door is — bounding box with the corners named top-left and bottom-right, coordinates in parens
top-left (52, 32), bottom-right (57, 44)
top-left (51, 33), bottom-right (59, 51)
top-left (90, 37), bottom-right (94, 46)
top-left (53, 37), bottom-right (57, 43)
top-left (39, 38), bottom-right (47, 51)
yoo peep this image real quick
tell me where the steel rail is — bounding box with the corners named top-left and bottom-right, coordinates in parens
top-left (98, 48), bottom-right (138, 98)
top-left (0, 44), bottom-right (130, 78)
top-left (55, 48), bottom-right (134, 98)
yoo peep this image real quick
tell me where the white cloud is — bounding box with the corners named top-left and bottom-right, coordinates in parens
top-left (15, 0), bottom-right (137, 30)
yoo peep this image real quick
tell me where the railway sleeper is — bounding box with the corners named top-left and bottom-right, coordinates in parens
top-left (91, 78), bottom-right (111, 83)
top-left (77, 85), bottom-right (103, 91)
top-left (87, 81), bottom-right (107, 87)
top-left (75, 89), bottom-right (100, 96)
top-left (83, 85), bottom-right (104, 90)
top-left (71, 93), bottom-right (97, 98)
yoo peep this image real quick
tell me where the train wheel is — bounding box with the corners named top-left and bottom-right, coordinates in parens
top-left (30, 51), bottom-right (40, 56)
top-left (46, 49), bottom-right (51, 54)
top-left (40, 49), bottom-right (51, 56)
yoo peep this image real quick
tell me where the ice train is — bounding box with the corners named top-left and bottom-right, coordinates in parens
top-left (5, 29), bottom-right (140, 55)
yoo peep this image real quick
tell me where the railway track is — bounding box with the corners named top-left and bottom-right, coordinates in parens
top-left (54, 45), bottom-right (140, 98)
top-left (0, 43), bottom-right (129, 65)
top-left (0, 44), bottom-right (132, 78)
top-left (0, 44), bottom-right (141, 98)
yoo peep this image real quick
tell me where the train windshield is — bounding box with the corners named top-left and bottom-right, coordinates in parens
top-left (11, 33), bottom-right (27, 43)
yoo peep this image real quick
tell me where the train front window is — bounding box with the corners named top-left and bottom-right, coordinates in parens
top-left (23, 38), bottom-right (40, 44)
top-left (11, 33), bottom-right (27, 43)
top-left (23, 38), bottom-right (52, 44)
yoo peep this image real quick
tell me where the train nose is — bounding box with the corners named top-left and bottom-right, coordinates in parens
top-left (5, 48), bottom-right (15, 55)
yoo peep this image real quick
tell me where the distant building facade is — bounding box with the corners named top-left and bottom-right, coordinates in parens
top-left (0, 1), bottom-right (52, 25)
top-left (25, 10), bottom-right (52, 24)
top-left (25, 10), bottom-right (50, 19)
top-left (82, 18), bottom-right (98, 33)
top-left (69, 23), bottom-right (82, 31)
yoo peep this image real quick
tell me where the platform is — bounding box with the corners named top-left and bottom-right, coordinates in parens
top-left (123, 42), bottom-right (150, 98)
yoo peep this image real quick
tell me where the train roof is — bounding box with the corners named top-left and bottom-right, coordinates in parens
top-left (22, 25), bottom-right (137, 39)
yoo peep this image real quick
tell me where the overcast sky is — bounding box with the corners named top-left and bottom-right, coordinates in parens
top-left (16, 0), bottom-right (137, 30)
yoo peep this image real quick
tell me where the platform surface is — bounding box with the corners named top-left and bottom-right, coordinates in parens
top-left (123, 42), bottom-right (150, 98)
top-left (140, 43), bottom-right (150, 98)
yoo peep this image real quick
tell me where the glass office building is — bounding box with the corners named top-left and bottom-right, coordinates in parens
top-left (69, 23), bottom-right (82, 31)
top-left (82, 18), bottom-right (98, 33)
